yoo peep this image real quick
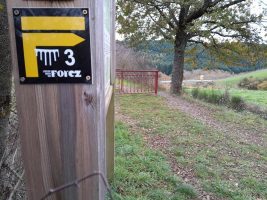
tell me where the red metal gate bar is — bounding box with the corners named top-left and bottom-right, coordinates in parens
top-left (116, 69), bottom-right (159, 95)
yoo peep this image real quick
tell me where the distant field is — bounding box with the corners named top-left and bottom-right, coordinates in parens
top-left (159, 69), bottom-right (232, 81)
top-left (214, 69), bottom-right (267, 108)
top-left (163, 69), bottom-right (267, 108)
top-left (228, 89), bottom-right (267, 108)
top-left (184, 69), bottom-right (232, 80)
top-left (216, 69), bottom-right (267, 88)
top-left (185, 88), bottom-right (267, 108)
top-left (183, 69), bottom-right (267, 109)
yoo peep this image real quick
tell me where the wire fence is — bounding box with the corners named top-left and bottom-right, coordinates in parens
top-left (41, 171), bottom-right (113, 200)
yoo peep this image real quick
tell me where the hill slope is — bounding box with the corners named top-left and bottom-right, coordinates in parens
top-left (216, 69), bottom-right (267, 87)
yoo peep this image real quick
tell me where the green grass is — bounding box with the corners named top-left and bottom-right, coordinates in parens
top-left (185, 87), bottom-right (267, 108)
top-left (111, 121), bottom-right (197, 200)
top-left (185, 69), bottom-right (267, 110)
top-left (216, 69), bottom-right (267, 88)
top-left (186, 69), bottom-right (267, 109)
top-left (116, 79), bottom-right (152, 92)
top-left (228, 89), bottom-right (267, 108)
top-left (115, 94), bottom-right (267, 200)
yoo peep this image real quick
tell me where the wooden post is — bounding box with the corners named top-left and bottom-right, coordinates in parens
top-left (6, 0), bottom-right (115, 199)
top-left (106, 90), bottom-right (115, 180)
top-left (106, 0), bottom-right (116, 180)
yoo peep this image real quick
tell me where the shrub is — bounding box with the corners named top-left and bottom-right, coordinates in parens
top-left (197, 90), bottom-right (208, 100)
top-left (238, 77), bottom-right (249, 88)
top-left (219, 90), bottom-right (230, 105)
top-left (207, 91), bottom-right (221, 104)
top-left (230, 96), bottom-right (245, 111)
top-left (245, 104), bottom-right (267, 120)
top-left (238, 77), bottom-right (259, 90)
top-left (190, 88), bottom-right (246, 112)
top-left (257, 81), bottom-right (267, 90)
top-left (191, 88), bottom-right (199, 98)
top-left (239, 77), bottom-right (267, 90)
top-left (191, 89), bottom-right (222, 104)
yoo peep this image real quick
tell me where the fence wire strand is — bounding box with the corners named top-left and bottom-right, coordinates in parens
top-left (40, 171), bottom-right (113, 200)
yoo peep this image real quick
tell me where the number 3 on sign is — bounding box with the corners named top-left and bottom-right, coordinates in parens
top-left (64, 49), bottom-right (76, 66)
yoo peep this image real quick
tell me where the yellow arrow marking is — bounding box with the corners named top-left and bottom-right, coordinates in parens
top-left (22, 33), bottom-right (85, 77)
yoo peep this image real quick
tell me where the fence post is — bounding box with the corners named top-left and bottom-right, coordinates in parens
top-left (155, 71), bottom-right (159, 95)
top-left (6, 0), bottom-right (115, 199)
top-left (106, 0), bottom-right (116, 181)
top-left (121, 70), bottom-right (124, 93)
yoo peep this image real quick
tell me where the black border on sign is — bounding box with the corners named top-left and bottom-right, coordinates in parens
top-left (13, 8), bottom-right (92, 84)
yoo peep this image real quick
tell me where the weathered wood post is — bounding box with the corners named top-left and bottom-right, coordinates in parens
top-left (6, 0), bottom-right (115, 199)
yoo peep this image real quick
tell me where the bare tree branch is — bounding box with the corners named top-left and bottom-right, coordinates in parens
top-left (154, 4), bottom-right (176, 29)
top-left (179, 4), bottom-right (190, 26)
top-left (211, 31), bottom-right (243, 38)
top-left (41, 171), bottom-right (113, 200)
top-left (186, 0), bottom-right (212, 24)
top-left (166, 3), bottom-right (180, 26)
top-left (219, 0), bottom-right (246, 10)
top-left (147, 13), bottom-right (173, 40)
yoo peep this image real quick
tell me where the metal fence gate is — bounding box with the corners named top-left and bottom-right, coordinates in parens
top-left (116, 69), bottom-right (159, 95)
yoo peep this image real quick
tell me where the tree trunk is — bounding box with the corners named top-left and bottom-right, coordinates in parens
top-left (171, 31), bottom-right (187, 94)
top-left (0, 0), bottom-right (11, 159)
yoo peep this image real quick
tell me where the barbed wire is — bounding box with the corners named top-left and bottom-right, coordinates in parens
top-left (40, 171), bottom-right (114, 200)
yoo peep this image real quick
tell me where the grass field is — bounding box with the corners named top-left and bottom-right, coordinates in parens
top-left (112, 94), bottom-right (267, 200)
top-left (228, 89), bottom-right (267, 108)
top-left (185, 87), bottom-right (267, 108)
top-left (186, 69), bottom-right (267, 109)
top-left (216, 69), bottom-right (267, 88)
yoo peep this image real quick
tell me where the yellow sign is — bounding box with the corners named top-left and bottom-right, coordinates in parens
top-left (14, 8), bottom-right (92, 84)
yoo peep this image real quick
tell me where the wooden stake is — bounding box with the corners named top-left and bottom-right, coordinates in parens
top-left (6, 0), bottom-right (115, 199)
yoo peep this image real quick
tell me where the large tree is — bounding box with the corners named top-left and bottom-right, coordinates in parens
top-left (117, 0), bottom-right (263, 94)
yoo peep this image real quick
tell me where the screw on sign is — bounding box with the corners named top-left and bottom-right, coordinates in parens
top-left (14, 9), bottom-right (20, 16)
top-left (83, 9), bottom-right (88, 15)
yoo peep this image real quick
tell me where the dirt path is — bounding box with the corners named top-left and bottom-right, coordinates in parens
top-left (159, 91), bottom-right (267, 148)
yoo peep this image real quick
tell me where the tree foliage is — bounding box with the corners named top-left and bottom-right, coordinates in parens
top-left (209, 42), bottom-right (267, 68)
top-left (117, 0), bottom-right (264, 94)
top-left (117, 0), bottom-right (263, 43)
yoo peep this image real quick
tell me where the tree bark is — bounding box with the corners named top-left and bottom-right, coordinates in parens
top-left (171, 31), bottom-right (187, 94)
top-left (0, 0), bottom-right (11, 160)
